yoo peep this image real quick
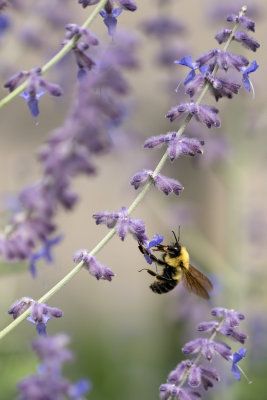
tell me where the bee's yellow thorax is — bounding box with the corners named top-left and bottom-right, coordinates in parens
top-left (165, 246), bottom-right (190, 270)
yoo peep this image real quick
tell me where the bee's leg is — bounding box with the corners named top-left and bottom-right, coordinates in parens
top-left (138, 242), bottom-right (165, 265)
top-left (138, 268), bottom-right (173, 281)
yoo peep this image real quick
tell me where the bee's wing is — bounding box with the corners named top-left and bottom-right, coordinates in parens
top-left (182, 264), bottom-right (213, 299)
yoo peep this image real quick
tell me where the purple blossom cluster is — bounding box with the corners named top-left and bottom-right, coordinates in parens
top-left (0, 31), bottom-right (138, 271)
top-left (8, 297), bottom-right (63, 335)
top-left (78, 0), bottom-right (137, 37)
top-left (16, 334), bottom-right (90, 400)
top-left (131, 170), bottom-right (183, 196)
top-left (93, 206), bottom-right (148, 242)
top-left (4, 67), bottom-right (62, 117)
top-left (63, 24), bottom-right (99, 78)
top-left (73, 249), bottom-right (114, 281)
top-left (160, 307), bottom-right (248, 400)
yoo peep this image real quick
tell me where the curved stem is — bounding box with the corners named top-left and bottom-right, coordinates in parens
top-left (0, 0), bottom-right (108, 110)
top-left (0, 7), bottom-right (246, 341)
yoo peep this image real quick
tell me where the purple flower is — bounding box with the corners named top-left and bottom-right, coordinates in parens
top-left (6, 67), bottom-right (63, 117)
top-left (234, 30), bottom-right (260, 52)
top-left (73, 249), bottom-right (115, 281)
top-left (215, 28), bottom-right (260, 52)
top-left (226, 14), bottom-right (255, 32)
top-left (197, 321), bottom-right (219, 332)
top-left (144, 132), bottom-right (204, 161)
top-left (100, 7), bottom-right (122, 36)
top-left (64, 24), bottom-right (99, 45)
top-left (141, 233), bottom-right (164, 265)
top-left (215, 28), bottom-right (232, 44)
top-left (27, 302), bottom-right (63, 336)
top-left (182, 338), bottom-right (232, 361)
top-left (159, 307), bottom-right (248, 398)
top-left (8, 298), bottom-right (63, 336)
top-left (231, 348), bottom-right (247, 381)
top-left (211, 307), bottom-right (245, 325)
top-left (20, 88), bottom-right (45, 117)
top-left (159, 384), bottom-right (201, 400)
top-left (8, 296), bottom-right (34, 319)
top-left (174, 56), bottom-right (208, 84)
top-left (167, 360), bottom-right (191, 384)
top-left (29, 235), bottom-right (62, 277)
top-left (130, 170), bottom-right (183, 196)
top-left (196, 49), bottom-right (249, 71)
top-left (166, 103), bottom-right (220, 128)
top-left (93, 206), bottom-right (148, 242)
top-left (242, 60), bottom-right (259, 91)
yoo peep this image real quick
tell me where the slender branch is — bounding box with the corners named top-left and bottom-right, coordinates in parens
top-left (0, 8), bottom-right (246, 341)
top-left (0, 0), bottom-right (108, 110)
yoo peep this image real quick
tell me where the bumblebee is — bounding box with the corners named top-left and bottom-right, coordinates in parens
top-left (138, 232), bottom-right (213, 299)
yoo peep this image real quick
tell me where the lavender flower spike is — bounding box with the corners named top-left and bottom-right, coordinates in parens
top-left (160, 307), bottom-right (248, 398)
top-left (93, 206), bottom-right (148, 242)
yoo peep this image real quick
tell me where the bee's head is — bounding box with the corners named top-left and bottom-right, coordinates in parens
top-left (167, 243), bottom-right (181, 258)
top-left (166, 230), bottom-right (181, 257)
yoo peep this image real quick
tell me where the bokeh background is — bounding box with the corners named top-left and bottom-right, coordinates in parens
top-left (0, 0), bottom-right (266, 399)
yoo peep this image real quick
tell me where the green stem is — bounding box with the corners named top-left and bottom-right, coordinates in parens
top-left (0, 0), bottom-right (108, 110)
top-left (0, 6), bottom-right (247, 342)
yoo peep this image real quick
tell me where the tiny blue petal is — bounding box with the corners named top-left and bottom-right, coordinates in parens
top-left (184, 69), bottom-right (196, 85)
top-left (0, 15), bottom-right (10, 34)
top-left (147, 234), bottom-right (164, 250)
top-left (199, 65), bottom-right (209, 74)
top-left (231, 363), bottom-right (241, 381)
top-left (28, 235), bottom-right (63, 277)
top-left (242, 61), bottom-right (259, 91)
top-left (36, 322), bottom-right (47, 336)
top-left (99, 10), bottom-right (107, 17)
top-left (231, 347), bottom-right (247, 381)
top-left (174, 56), bottom-right (195, 69)
top-left (112, 7), bottom-right (123, 18)
top-left (28, 98), bottom-right (40, 117)
top-left (70, 379), bottom-right (91, 399)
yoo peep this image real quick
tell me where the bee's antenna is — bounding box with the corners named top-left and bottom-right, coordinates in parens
top-left (178, 225), bottom-right (180, 242)
top-left (172, 230), bottom-right (178, 245)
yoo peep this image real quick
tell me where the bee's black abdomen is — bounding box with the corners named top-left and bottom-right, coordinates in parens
top-left (150, 279), bottom-right (177, 294)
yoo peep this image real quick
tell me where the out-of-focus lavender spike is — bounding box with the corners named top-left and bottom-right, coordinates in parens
top-left (141, 15), bottom-right (185, 38)
top-left (17, 334), bottom-right (91, 399)
top-left (78, 0), bottom-right (100, 7)
top-left (117, 0), bottom-right (137, 11)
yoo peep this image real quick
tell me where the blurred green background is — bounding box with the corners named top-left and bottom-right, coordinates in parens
top-left (0, 0), bottom-right (266, 399)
